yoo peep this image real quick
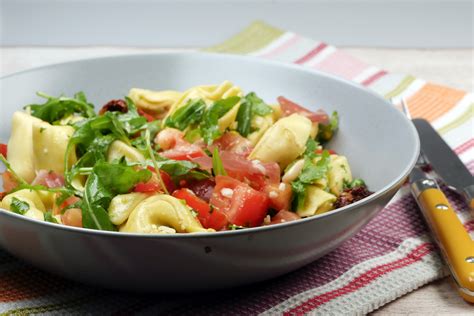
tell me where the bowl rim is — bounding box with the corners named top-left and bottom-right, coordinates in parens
top-left (0, 51), bottom-right (420, 239)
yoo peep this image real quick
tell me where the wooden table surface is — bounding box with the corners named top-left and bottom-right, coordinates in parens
top-left (1, 47), bottom-right (473, 315)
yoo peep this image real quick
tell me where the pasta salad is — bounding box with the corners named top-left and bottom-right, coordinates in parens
top-left (0, 81), bottom-right (372, 233)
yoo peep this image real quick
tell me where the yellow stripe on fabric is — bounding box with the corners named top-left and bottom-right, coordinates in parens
top-left (438, 103), bottom-right (474, 135)
top-left (204, 21), bottom-right (284, 54)
top-left (1, 292), bottom-right (101, 316)
top-left (384, 75), bottom-right (416, 99)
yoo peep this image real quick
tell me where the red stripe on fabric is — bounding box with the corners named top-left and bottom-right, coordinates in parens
top-left (454, 138), bottom-right (474, 155)
top-left (284, 243), bottom-right (434, 315)
top-left (361, 70), bottom-right (388, 86)
top-left (294, 43), bottom-right (328, 64)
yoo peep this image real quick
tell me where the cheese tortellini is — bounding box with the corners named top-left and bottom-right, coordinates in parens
top-left (165, 80), bottom-right (243, 132)
top-left (119, 194), bottom-right (213, 234)
top-left (1, 189), bottom-right (46, 221)
top-left (128, 88), bottom-right (182, 116)
top-left (249, 113), bottom-right (312, 169)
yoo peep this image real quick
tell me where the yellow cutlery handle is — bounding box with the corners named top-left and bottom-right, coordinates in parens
top-left (418, 188), bottom-right (474, 303)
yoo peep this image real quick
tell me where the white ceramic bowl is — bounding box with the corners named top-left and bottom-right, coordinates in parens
top-left (0, 53), bottom-right (419, 292)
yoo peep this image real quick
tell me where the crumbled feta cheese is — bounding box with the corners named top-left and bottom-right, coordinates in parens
top-left (279, 183), bottom-right (287, 191)
top-left (269, 191), bottom-right (278, 198)
top-left (221, 188), bottom-right (234, 198)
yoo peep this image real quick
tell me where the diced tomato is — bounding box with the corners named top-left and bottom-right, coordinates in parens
top-left (316, 149), bottom-right (336, 155)
top-left (53, 196), bottom-right (81, 215)
top-left (211, 132), bottom-right (253, 157)
top-left (62, 208), bottom-right (83, 228)
top-left (219, 151), bottom-right (280, 190)
top-left (173, 188), bottom-right (228, 230)
top-left (137, 108), bottom-right (155, 122)
top-left (278, 96), bottom-right (329, 124)
top-left (161, 145), bottom-right (206, 161)
top-left (211, 176), bottom-right (270, 227)
top-left (2, 171), bottom-right (18, 192)
top-left (0, 144), bottom-right (7, 158)
top-left (31, 170), bottom-right (65, 188)
top-left (184, 179), bottom-right (215, 202)
top-left (134, 169), bottom-right (175, 193)
top-left (270, 210), bottom-right (301, 225)
top-left (264, 182), bottom-right (293, 211)
top-left (156, 128), bottom-right (207, 161)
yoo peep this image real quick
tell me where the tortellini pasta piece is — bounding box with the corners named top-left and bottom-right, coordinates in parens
top-left (108, 192), bottom-right (149, 225)
top-left (249, 113), bottom-right (312, 169)
top-left (1, 189), bottom-right (46, 221)
top-left (296, 186), bottom-right (337, 217)
top-left (7, 112), bottom-right (43, 182)
top-left (165, 80), bottom-right (243, 132)
top-left (120, 194), bottom-right (213, 234)
top-left (32, 120), bottom-right (76, 176)
top-left (128, 88), bottom-right (182, 116)
top-left (328, 155), bottom-right (353, 196)
top-left (107, 140), bottom-right (145, 163)
top-left (247, 114), bottom-right (275, 146)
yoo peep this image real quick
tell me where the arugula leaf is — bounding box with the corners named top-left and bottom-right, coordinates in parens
top-left (10, 197), bottom-right (30, 215)
top-left (235, 98), bottom-right (252, 137)
top-left (212, 148), bottom-right (227, 176)
top-left (317, 111), bottom-right (339, 143)
top-left (93, 160), bottom-right (151, 194)
top-left (131, 120), bottom-right (162, 154)
top-left (200, 96), bottom-right (240, 145)
top-left (81, 173), bottom-right (116, 231)
top-left (236, 92), bottom-right (273, 137)
top-left (164, 99), bottom-right (206, 131)
top-left (27, 91), bottom-right (96, 124)
top-left (145, 156), bottom-right (210, 184)
top-left (44, 211), bottom-right (59, 224)
top-left (117, 97), bottom-right (148, 135)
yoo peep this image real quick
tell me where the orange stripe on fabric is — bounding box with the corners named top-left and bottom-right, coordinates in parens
top-left (0, 267), bottom-right (71, 302)
top-left (407, 83), bottom-right (466, 122)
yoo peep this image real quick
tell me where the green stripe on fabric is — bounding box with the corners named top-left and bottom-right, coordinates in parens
top-left (438, 103), bottom-right (474, 135)
top-left (203, 21), bottom-right (284, 54)
top-left (384, 75), bottom-right (416, 99)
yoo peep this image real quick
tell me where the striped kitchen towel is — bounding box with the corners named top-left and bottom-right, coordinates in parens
top-left (1, 21), bottom-right (473, 315)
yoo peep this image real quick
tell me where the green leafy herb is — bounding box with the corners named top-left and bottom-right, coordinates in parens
top-left (117, 97), bottom-right (148, 134)
top-left (212, 148), bottom-right (227, 176)
top-left (165, 99), bottom-right (206, 131)
top-left (343, 178), bottom-right (367, 190)
top-left (145, 157), bottom-right (210, 184)
top-left (44, 211), bottom-right (59, 224)
top-left (81, 173), bottom-right (116, 231)
top-left (10, 197), bottom-right (30, 215)
top-left (200, 96), bottom-right (240, 144)
top-left (317, 111), bottom-right (339, 143)
top-left (184, 128), bottom-right (202, 143)
top-left (236, 92), bottom-right (273, 137)
top-left (93, 160), bottom-right (151, 194)
top-left (291, 150), bottom-right (331, 210)
top-left (303, 138), bottom-right (319, 158)
top-left (27, 91), bottom-right (96, 124)
top-left (0, 154), bottom-right (27, 186)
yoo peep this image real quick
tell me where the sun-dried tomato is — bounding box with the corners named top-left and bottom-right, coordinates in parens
top-left (334, 186), bottom-right (373, 209)
top-left (99, 99), bottom-right (128, 115)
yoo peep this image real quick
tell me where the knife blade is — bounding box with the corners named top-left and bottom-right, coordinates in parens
top-left (408, 118), bottom-right (474, 303)
top-left (413, 118), bottom-right (474, 210)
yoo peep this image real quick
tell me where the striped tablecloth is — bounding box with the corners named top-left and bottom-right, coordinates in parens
top-left (1, 21), bottom-right (473, 315)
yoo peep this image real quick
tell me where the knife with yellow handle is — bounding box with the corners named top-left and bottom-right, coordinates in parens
top-left (410, 118), bottom-right (474, 303)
